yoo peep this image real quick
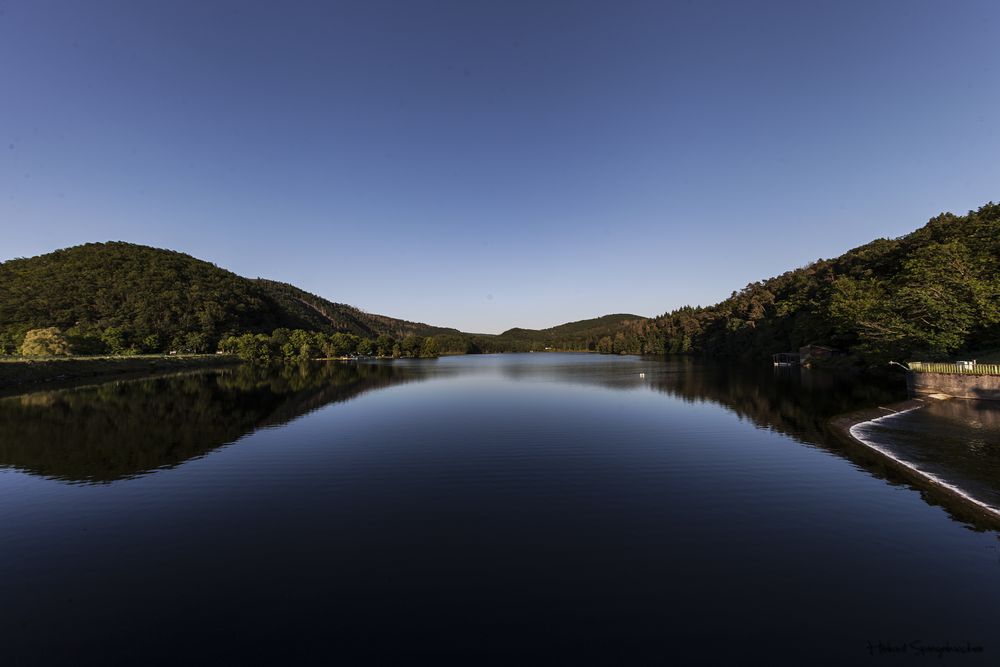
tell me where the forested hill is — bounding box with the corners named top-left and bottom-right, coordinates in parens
top-left (252, 279), bottom-right (460, 339)
top-left (490, 314), bottom-right (648, 352)
top-left (4, 202), bottom-right (998, 361)
top-left (0, 242), bottom-right (457, 353)
top-left (607, 202), bottom-right (1000, 361)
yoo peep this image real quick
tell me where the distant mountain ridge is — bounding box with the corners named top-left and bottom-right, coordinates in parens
top-left (500, 313), bottom-right (646, 338)
top-left (489, 314), bottom-right (648, 351)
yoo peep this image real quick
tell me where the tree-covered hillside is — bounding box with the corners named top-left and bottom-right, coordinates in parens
top-left (3, 202), bottom-right (997, 362)
top-left (253, 279), bottom-right (460, 340)
top-left (606, 202), bottom-right (1000, 361)
top-left (0, 242), bottom-right (454, 354)
top-left (490, 314), bottom-right (648, 352)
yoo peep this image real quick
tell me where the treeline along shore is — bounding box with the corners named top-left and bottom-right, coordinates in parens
top-left (1, 202), bottom-right (998, 368)
top-left (0, 328), bottom-right (441, 390)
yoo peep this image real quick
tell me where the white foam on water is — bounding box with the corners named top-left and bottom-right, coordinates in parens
top-left (849, 408), bottom-right (1000, 519)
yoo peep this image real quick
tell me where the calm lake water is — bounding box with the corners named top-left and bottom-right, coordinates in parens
top-left (2, 354), bottom-right (998, 664)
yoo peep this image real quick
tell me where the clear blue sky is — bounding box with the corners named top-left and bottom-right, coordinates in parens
top-left (2, 1), bottom-right (998, 333)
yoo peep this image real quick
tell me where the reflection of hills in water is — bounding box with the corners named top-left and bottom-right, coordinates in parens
top-left (510, 358), bottom-right (1000, 528)
top-left (652, 361), bottom-right (907, 443)
top-left (496, 356), bottom-right (906, 443)
top-left (5, 352), bottom-right (994, 530)
top-left (0, 356), bottom-right (908, 486)
top-left (0, 362), bottom-right (416, 484)
top-left (0, 355), bottom-right (920, 491)
top-left (675, 363), bottom-right (999, 530)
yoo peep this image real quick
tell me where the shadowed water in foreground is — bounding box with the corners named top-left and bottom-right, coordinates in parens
top-left (1, 354), bottom-right (997, 664)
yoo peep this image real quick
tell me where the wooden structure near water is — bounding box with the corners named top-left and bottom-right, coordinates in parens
top-left (771, 352), bottom-right (799, 367)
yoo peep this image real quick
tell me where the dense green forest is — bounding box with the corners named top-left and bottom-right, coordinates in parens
top-left (618, 202), bottom-right (1000, 362)
top-left (219, 328), bottom-right (439, 362)
top-left (2, 203), bottom-right (997, 362)
top-left (0, 242), bottom-right (457, 355)
top-left (0, 241), bottom-right (646, 358)
top-left (444, 203), bottom-right (999, 361)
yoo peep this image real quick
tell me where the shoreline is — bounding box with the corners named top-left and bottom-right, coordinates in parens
top-left (0, 355), bottom-right (241, 395)
top-left (829, 398), bottom-right (1000, 529)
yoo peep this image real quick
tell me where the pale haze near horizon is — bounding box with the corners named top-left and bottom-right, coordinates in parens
top-left (1, 1), bottom-right (998, 334)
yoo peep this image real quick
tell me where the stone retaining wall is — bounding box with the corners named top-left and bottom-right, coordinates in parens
top-left (908, 372), bottom-right (1000, 401)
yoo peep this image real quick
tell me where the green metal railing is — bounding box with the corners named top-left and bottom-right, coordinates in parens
top-left (908, 361), bottom-right (1000, 375)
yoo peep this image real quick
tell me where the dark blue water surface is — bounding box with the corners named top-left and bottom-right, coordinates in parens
top-left (1, 354), bottom-right (998, 665)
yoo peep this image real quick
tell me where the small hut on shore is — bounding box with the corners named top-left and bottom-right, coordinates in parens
top-left (772, 352), bottom-right (800, 367)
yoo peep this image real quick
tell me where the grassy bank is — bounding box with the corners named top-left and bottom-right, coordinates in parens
top-left (0, 354), bottom-right (241, 391)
